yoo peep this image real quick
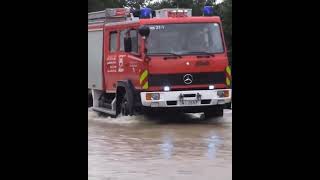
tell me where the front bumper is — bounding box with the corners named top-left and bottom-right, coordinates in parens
top-left (140, 89), bottom-right (231, 107)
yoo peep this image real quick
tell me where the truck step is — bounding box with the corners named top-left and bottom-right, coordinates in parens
top-left (104, 104), bottom-right (112, 109)
top-left (92, 107), bottom-right (116, 116)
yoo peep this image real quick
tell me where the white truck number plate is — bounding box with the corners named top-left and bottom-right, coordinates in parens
top-left (183, 100), bottom-right (198, 106)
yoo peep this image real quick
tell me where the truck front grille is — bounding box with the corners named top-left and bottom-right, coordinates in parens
top-left (148, 72), bottom-right (225, 86)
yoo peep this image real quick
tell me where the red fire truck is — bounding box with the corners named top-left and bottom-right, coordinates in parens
top-left (88, 7), bottom-right (232, 118)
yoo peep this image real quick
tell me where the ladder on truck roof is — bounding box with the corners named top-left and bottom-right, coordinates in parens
top-left (88, 8), bottom-right (194, 25)
top-left (88, 8), bottom-right (133, 24)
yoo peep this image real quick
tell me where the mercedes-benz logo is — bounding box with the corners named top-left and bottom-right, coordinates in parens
top-left (183, 74), bottom-right (193, 84)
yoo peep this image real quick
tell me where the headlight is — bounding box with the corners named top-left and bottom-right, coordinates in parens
top-left (209, 85), bottom-right (214, 90)
top-left (146, 93), bottom-right (160, 100)
top-left (217, 91), bottom-right (224, 97)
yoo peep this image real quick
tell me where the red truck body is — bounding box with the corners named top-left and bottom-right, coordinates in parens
top-left (88, 8), bottom-right (231, 118)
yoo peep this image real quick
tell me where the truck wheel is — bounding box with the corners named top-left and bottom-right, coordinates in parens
top-left (204, 106), bottom-right (224, 118)
top-left (224, 102), bottom-right (232, 109)
top-left (88, 93), bottom-right (93, 107)
top-left (120, 93), bottom-right (130, 116)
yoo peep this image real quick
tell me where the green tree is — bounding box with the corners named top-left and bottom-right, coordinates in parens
top-left (147, 0), bottom-right (174, 9)
top-left (126, 0), bottom-right (153, 9)
top-left (88, 0), bottom-right (104, 12)
top-left (88, 0), bottom-right (155, 12)
top-left (172, 0), bottom-right (193, 8)
top-left (88, 0), bottom-right (129, 12)
top-left (219, 0), bottom-right (232, 65)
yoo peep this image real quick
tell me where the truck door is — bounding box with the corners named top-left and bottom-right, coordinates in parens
top-left (119, 28), bottom-right (145, 90)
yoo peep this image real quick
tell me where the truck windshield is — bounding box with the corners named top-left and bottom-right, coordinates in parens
top-left (146, 23), bottom-right (224, 55)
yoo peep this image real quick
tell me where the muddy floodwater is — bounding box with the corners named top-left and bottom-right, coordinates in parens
top-left (88, 109), bottom-right (232, 180)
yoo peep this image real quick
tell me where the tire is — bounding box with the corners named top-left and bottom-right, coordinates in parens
top-left (88, 93), bottom-right (93, 107)
top-left (120, 93), bottom-right (132, 116)
top-left (225, 102), bottom-right (232, 109)
top-left (204, 105), bottom-right (224, 118)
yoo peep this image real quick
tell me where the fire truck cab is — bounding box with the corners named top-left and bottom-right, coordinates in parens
top-left (88, 7), bottom-right (232, 118)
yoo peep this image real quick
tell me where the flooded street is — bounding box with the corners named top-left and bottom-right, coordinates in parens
top-left (88, 109), bottom-right (232, 180)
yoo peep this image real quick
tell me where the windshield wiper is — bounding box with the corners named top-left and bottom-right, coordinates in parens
top-left (180, 51), bottom-right (215, 57)
top-left (148, 52), bottom-right (182, 58)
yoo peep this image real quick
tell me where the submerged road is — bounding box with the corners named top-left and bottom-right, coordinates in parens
top-left (88, 109), bottom-right (232, 180)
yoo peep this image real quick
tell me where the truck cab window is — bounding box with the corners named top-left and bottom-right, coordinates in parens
top-left (120, 30), bottom-right (126, 51)
top-left (130, 30), bottom-right (139, 53)
top-left (120, 29), bottom-right (139, 53)
top-left (146, 23), bottom-right (224, 54)
top-left (109, 32), bottom-right (117, 52)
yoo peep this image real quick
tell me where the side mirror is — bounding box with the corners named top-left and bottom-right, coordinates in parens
top-left (124, 37), bottom-right (132, 52)
top-left (138, 26), bottom-right (150, 38)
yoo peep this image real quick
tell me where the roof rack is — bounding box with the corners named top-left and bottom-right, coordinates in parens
top-left (88, 8), bottom-right (131, 24)
top-left (155, 8), bottom-right (192, 18)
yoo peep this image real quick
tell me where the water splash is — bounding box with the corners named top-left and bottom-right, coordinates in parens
top-left (88, 108), bottom-right (146, 125)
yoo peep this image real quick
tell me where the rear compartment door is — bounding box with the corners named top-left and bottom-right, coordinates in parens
top-left (104, 30), bottom-right (119, 91)
top-left (88, 29), bottom-right (104, 90)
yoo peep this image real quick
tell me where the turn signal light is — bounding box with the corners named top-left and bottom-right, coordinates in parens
top-left (217, 90), bottom-right (230, 98)
top-left (224, 90), bottom-right (229, 97)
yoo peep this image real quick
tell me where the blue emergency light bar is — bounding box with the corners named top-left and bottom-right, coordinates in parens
top-left (203, 6), bottom-right (214, 16)
top-left (140, 8), bottom-right (152, 18)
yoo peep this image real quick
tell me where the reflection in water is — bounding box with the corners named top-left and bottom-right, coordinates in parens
top-left (159, 133), bottom-right (222, 161)
top-left (206, 135), bottom-right (221, 160)
top-left (160, 133), bottom-right (174, 159)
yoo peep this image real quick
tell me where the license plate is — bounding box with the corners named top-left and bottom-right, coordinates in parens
top-left (183, 100), bottom-right (198, 106)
